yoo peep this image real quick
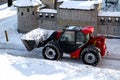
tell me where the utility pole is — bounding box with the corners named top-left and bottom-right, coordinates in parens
top-left (8, 0), bottom-right (12, 7)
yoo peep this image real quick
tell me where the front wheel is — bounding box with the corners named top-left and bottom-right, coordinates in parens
top-left (80, 46), bottom-right (101, 66)
top-left (42, 43), bottom-right (62, 60)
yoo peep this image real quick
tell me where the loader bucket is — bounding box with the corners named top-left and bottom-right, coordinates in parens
top-left (22, 39), bottom-right (37, 51)
top-left (21, 28), bottom-right (54, 51)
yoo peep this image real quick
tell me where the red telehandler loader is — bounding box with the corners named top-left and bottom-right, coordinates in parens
top-left (21, 26), bottom-right (106, 66)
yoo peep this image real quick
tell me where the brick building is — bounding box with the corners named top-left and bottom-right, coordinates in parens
top-left (39, 0), bottom-right (120, 36)
top-left (39, 0), bottom-right (102, 34)
top-left (14, 0), bottom-right (120, 36)
top-left (38, 9), bottom-right (57, 30)
top-left (57, 1), bottom-right (101, 34)
top-left (14, 0), bottom-right (42, 33)
top-left (98, 12), bottom-right (120, 36)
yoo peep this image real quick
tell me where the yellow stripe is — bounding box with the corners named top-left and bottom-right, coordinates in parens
top-left (93, 40), bottom-right (97, 46)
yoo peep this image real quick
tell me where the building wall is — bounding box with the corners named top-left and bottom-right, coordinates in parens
top-left (37, 1), bottom-right (100, 34)
top-left (36, 1), bottom-right (120, 36)
top-left (98, 16), bottom-right (120, 36)
top-left (16, 0), bottom-right (120, 36)
top-left (57, 8), bottom-right (98, 34)
top-left (17, 6), bottom-right (39, 33)
top-left (38, 12), bottom-right (57, 30)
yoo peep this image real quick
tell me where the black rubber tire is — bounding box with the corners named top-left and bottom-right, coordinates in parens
top-left (80, 45), bottom-right (101, 66)
top-left (42, 42), bottom-right (63, 60)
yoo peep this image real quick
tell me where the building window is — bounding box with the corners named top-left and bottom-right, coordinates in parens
top-left (115, 18), bottom-right (119, 23)
top-left (45, 13), bottom-right (49, 18)
top-left (39, 13), bottom-right (43, 17)
top-left (100, 17), bottom-right (105, 24)
top-left (21, 12), bottom-right (23, 16)
top-left (108, 17), bottom-right (112, 22)
top-left (27, 8), bottom-right (29, 12)
top-left (32, 11), bottom-right (34, 15)
top-left (100, 17), bottom-right (104, 22)
top-left (51, 14), bottom-right (55, 18)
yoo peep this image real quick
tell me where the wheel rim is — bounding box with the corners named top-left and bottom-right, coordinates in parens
top-left (84, 53), bottom-right (96, 64)
top-left (45, 47), bottom-right (56, 59)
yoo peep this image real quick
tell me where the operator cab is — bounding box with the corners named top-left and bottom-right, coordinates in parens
top-left (58, 26), bottom-right (90, 53)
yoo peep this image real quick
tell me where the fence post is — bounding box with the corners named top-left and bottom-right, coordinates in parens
top-left (5, 30), bottom-right (9, 42)
top-left (8, 0), bottom-right (12, 7)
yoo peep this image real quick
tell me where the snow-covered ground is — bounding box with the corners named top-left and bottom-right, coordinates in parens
top-left (1, 53), bottom-right (120, 80)
top-left (1, 2), bottom-right (120, 80)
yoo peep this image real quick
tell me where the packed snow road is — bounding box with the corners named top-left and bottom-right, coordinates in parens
top-left (0, 43), bottom-right (120, 71)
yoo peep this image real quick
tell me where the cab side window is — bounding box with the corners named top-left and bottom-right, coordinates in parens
top-left (60, 31), bottom-right (75, 42)
top-left (76, 31), bottom-right (85, 43)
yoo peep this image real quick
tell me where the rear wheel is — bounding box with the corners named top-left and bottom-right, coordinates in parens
top-left (80, 46), bottom-right (101, 66)
top-left (42, 42), bottom-right (63, 60)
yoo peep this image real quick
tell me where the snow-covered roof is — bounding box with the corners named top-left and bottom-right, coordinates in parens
top-left (57, 0), bottom-right (102, 3)
top-left (40, 9), bottom-right (57, 13)
top-left (59, 1), bottom-right (102, 10)
top-left (14, 0), bottom-right (42, 7)
top-left (98, 12), bottom-right (120, 17)
top-left (57, 0), bottom-right (69, 2)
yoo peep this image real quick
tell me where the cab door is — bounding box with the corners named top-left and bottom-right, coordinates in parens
top-left (75, 31), bottom-right (86, 49)
top-left (58, 31), bottom-right (76, 53)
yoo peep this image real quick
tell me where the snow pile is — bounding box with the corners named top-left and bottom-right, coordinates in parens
top-left (14, 0), bottom-right (42, 7)
top-left (0, 53), bottom-right (120, 80)
top-left (21, 28), bottom-right (54, 41)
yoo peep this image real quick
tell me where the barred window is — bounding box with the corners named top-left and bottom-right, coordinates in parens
top-left (45, 13), bottom-right (49, 18)
top-left (27, 8), bottom-right (29, 12)
top-left (108, 17), bottom-right (112, 22)
top-left (39, 13), bottom-right (43, 17)
top-left (100, 17), bottom-right (105, 22)
top-left (51, 14), bottom-right (55, 18)
top-left (21, 12), bottom-right (23, 16)
top-left (115, 18), bottom-right (119, 23)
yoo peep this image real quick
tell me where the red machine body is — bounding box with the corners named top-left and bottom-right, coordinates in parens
top-left (55, 26), bottom-right (106, 59)
top-left (70, 36), bottom-right (106, 59)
